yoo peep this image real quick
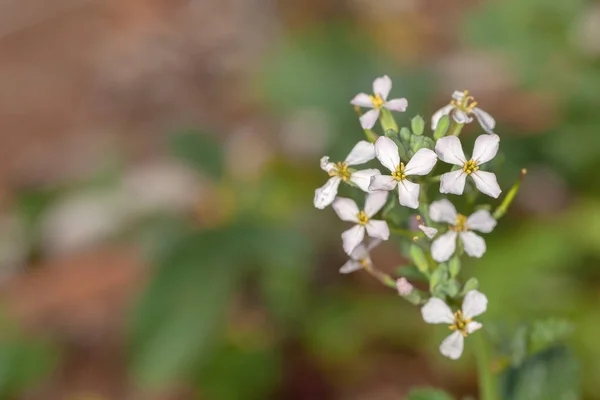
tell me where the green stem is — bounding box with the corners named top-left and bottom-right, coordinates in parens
top-left (389, 227), bottom-right (421, 238)
top-left (493, 169), bottom-right (527, 220)
top-left (474, 333), bottom-right (499, 400)
top-left (363, 264), bottom-right (397, 289)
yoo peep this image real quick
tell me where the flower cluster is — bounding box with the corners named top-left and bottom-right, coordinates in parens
top-left (314, 76), bottom-right (523, 360)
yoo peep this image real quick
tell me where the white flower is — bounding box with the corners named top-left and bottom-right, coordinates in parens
top-left (350, 75), bottom-right (408, 130)
top-left (369, 136), bottom-right (438, 209)
top-left (396, 277), bottom-right (414, 296)
top-left (332, 191), bottom-right (390, 255)
top-left (431, 90), bottom-right (495, 134)
top-left (428, 199), bottom-right (497, 263)
top-left (314, 141), bottom-right (381, 209)
top-left (435, 134), bottom-right (501, 198)
top-left (421, 290), bottom-right (488, 360)
top-left (340, 239), bottom-right (381, 274)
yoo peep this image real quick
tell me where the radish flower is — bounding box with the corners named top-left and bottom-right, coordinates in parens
top-left (351, 75), bottom-right (408, 129)
top-left (431, 90), bottom-right (495, 134)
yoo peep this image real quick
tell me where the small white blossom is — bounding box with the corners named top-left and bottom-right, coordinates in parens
top-left (351, 75), bottom-right (408, 130)
top-left (314, 141), bottom-right (381, 209)
top-left (418, 224), bottom-right (438, 239)
top-left (428, 199), bottom-right (497, 263)
top-left (431, 90), bottom-right (495, 134)
top-left (421, 290), bottom-right (488, 360)
top-left (369, 137), bottom-right (438, 209)
top-left (340, 239), bottom-right (381, 274)
top-left (396, 277), bottom-right (414, 296)
top-left (333, 191), bottom-right (390, 255)
top-left (435, 134), bottom-right (501, 198)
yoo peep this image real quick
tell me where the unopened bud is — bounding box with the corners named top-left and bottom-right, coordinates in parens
top-left (396, 277), bottom-right (414, 296)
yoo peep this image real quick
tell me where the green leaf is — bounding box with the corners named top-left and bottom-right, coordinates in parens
top-left (448, 256), bottom-right (461, 278)
top-left (430, 264), bottom-right (448, 293)
top-left (396, 265), bottom-right (428, 282)
top-left (405, 387), bottom-right (455, 400)
top-left (411, 115), bottom-right (425, 135)
top-left (400, 127), bottom-right (412, 144)
top-left (169, 130), bottom-right (224, 179)
top-left (410, 245), bottom-right (429, 274)
top-left (433, 115), bottom-right (450, 140)
top-left (461, 277), bottom-right (479, 295)
top-left (499, 345), bottom-right (580, 400)
top-left (529, 318), bottom-right (574, 354)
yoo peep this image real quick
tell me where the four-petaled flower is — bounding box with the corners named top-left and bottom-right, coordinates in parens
top-left (351, 75), bottom-right (408, 130)
top-left (340, 239), bottom-right (381, 274)
top-left (314, 141), bottom-right (381, 209)
top-left (421, 290), bottom-right (488, 359)
top-left (428, 199), bottom-right (497, 263)
top-left (431, 90), bottom-right (496, 134)
top-left (369, 136), bottom-right (438, 209)
top-left (435, 134), bottom-right (501, 198)
top-left (333, 191), bottom-right (390, 255)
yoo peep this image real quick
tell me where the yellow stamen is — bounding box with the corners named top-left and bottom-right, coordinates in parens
top-left (450, 90), bottom-right (479, 113)
top-left (463, 159), bottom-right (479, 175)
top-left (369, 94), bottom-right (385, 109)
top-left (328, 161), bottom-right (352, 181)
top-left (392, 162), bottom-right (406, 181)
top-left (356, 210), bottom-right (369, 225)
top-left (449, 309), bottom-right (473, 337)
top-left (450, 213), bottom-right (468, 232)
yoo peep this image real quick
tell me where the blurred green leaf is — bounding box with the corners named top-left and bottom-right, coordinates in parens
top-left (405, 387), bottom-right (455, 400)
top-left (529, 318), bottom-right (574, 354)
top-left (448, 256), bottom-right (460, 278)
top-left (461, 278), bottom-right (479, 295)
top-left (410, 245), bottom-right (429, 274)
top-left (499, 345), bottom-right (580, 400)
top-left (396, 265), bottom-right (428, 282)
top-left (169, 130), bottom-right (224, 179)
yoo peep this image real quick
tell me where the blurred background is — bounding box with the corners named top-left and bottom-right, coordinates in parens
top-left (0, 0), bottom-right (599, 399)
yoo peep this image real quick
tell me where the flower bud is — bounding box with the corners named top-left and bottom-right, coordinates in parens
top-left (397, 277), bottom-right (414, 296)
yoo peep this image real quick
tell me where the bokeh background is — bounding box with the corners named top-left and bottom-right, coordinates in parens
top-left (0, 0), bottom-right (599, 399)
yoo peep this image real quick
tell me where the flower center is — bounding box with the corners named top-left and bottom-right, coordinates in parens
top-left (463, 159), bottom-right (479, 175)
top-left (369, 94), bottom-right (385, 109)
top-left (449, 310), bottom-right (472, 337)
top-left (359, 258), bottom-right (370, 267)
top-left (450, 90), bottom-right (478, 113)
top-left (328, 162), bottom-right (351, 181)
top-left (356, 210), bottom-right (369, 225)
top-left (450, 213), bottom-right (468, 232)
top-left (391, 162), bottom-right (406, 181)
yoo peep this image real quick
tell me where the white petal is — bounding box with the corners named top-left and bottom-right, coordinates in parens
top-left (470, 171), bottom-right (501, 198)
top-left (418, 225), bottom-right (438, 239)
top-left (440, 331), bottom-right (464, 360)
top-left (340, 260), bottom-right (363, 274)
top-left (466, 210), bottom-right (496, 233)
top-left (431, 231), bottom-right (457, 263)
top-left (396, 277), bottom-right (414, 296)
top-left (350, 169), bottom-right (381, 192)
top-left (368, 175), bottom-right (397, 191)
top-left (372, 75), bottom-right (392, 100)
top-left (364, 191), bottom-right (388, 217)
top-left (435, 136), bottom-right (467, 166)
top-left (472, 107), bottom-right (496, 134)
top-left (453, 109), bottom-right (472, 124)
top-left (404, 148), bottom-right (438, 176)
top-left (466, 321), bottom-right (483, 334)
top-left (397, 180), bottom-right (420, 209)
top-left (462, 290), bottom-right (488, 319)
top-left (383, 98), bottom-right (408, 112)
top-left (440, 170), bottom-right (467, 195)
top-left (460, 231), bottom-right (486, 258)
top-left (366, 238), bottom-right (382, 251)
top-left (472, 134), bottom-right (499, 165)
top-left (342, 225), bottom-right (365, 255)
top-left (350, 93), bottom-right (374, 108)
top-left (431, 104), bottom-right (455, 130)
top-left (345, 141), bottom-right (376, 165)
top-left (332, 197), bottom-right (360, 222)
top-left (421, 297), bottom-right (454, 324)
top-left (314, 177), bottom-right (341, 209)
top-left (374, 136), bottom-right (400, 172)
top-left (366, 220), bottom-right (390, 240)
top-left (320, 156), bottom-right (336, 173)
top-left (451, 90), bottom-right (465, 101)
top-left (360, 108), bottom-right (380, 130)
top-left (429, 199), bottom-right (458, 224)
top-left (349, 243), bottom-right (369, 261)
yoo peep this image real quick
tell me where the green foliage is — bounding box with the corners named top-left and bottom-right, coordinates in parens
top-left (410, 245), bottom-right (429, 274)
top-left (461, 277), bottom-right (479, 295)
top-left (433, 115), bottom-right (450, 140)
top-left (405, 387), bottom-right (455, 400)
top-left (448, 256), bottom-right (461, 278)
top-left (411, 115), bottom-right (425, 136)
top-left (499, 346), bottom-right (580, 400)
top-left (169, 130), bottom-right (224, 179)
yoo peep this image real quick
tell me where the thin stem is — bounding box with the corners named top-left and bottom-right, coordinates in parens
top-left (474, 333), bottom-right (499, 400)
top-left (363, 264), bottom-right (397, 289)
top-left (389, 227), bottom-right (421, 238)
top-left (493, 169), bottom-right (527, 220)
